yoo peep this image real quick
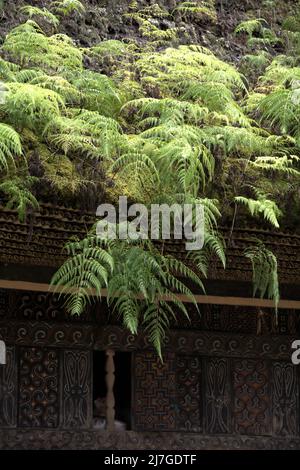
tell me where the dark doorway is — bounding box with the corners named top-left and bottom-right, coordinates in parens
top-left (93, 351), bottom-right (132, 430)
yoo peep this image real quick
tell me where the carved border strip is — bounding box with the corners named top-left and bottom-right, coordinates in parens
top-left (0, 430), bottom-right (300, 450)
top-left (0, 322), bottom-right (297, 360)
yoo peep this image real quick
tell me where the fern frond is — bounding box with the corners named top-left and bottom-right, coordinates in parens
top-left (245, 243), bottom-right (279, 316)
top-left (20, 5), bottom-right (60, 27)
top-left (235, 194), bottom-right (281, 227)
top-left (3, 83), bottom-right (64, 131)
top-left (0, 123), bottom-right (22, 172)
top-left (0, 177), bottom-right (39, 222)
top-left (51, 0), bottom-right (85, 16)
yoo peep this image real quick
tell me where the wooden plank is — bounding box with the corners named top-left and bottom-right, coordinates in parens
top-left (0, 278), bottom-right (299, 309)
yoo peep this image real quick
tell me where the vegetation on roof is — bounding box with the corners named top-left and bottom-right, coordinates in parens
top-left (0, 0), bottom-right (300, 356)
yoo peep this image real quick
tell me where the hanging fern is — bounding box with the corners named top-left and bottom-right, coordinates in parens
top-left (245, 242), bottom-right (280, 317)
top-left (0, 177), bottom-right (39, 222)
top-left (0, 6), bottom-right (298, 357)
top-left (235, 192), bottom-right (281, 228)
top-left (51, 235), bottom-right (204, 358)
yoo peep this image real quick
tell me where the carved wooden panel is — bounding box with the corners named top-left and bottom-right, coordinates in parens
top-left (272, 362), bottom-right (299, 436)
top-left (0, 289), bottom-right (9, 320)
top-left (176, 355), bottom-right (202, 432)
top-left (202, 305), bottom-right (257, 334)
top-left (18, 347), bottom-right (59, 428)
top-left (61, 350), bottom-right (92, 429)
top-left (133, 351), bottom-right (176, 431)
top-left (0, 346), bottom-right (17, 427)
top-left (233, 359), bottom-right (271, 435)
top-left (205, 357), bottom-right (231, 434)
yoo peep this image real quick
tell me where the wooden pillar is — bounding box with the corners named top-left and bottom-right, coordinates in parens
top-left (105, 349), bottom-right (115, 431)
top-left (0, 340), bottom-right (6, 364)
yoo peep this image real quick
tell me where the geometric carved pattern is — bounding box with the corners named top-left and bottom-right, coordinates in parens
top-left (233, 359), bottom-right (271, 436)
top-left (0, 346), bottom-right (17, 427)
top-left (176, 355), bottom-right (202, 432)
top-left (61, 350), bottom-right (92, 429)
top-left (202, 305), bottom-right (258, 335)
top-left (272, 362), bottom-right (299, 436)
top-left (18, 347), bottom-right (59, 428)
top-left (134, 351), bottom-right (176, 431)
top-left (205, 357), bottom-right (231, 434)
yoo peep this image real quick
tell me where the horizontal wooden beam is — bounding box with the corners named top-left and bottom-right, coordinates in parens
top-left (0, 278), bottom-right (299, 309)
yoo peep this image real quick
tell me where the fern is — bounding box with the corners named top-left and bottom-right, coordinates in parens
top-left (66, 70), bottom-right (122, 117)
top-left (20, 6), bottom-right (60, 28)
top-left (135, 45), bottom-right (245, 97)
top-left (51, 0), bottom-right (85, 16)
top-left (235, 192), bottom-right (281, 228)
top-left (0, 8), bottom-right (298, 357)
top-left (251, 155), bottom-right (300, 176)
top-left (245, 243), bottom-right (280, 316)
top-left (3, 83), bottom-right (64, 131)
top-left (28, 74), bottom-right (81, 104)
top-left (0, 177), bottom-right (39, 222)
top-left (51, 235), bottom-right (204, 357)
top-left (234, 18), bottom-right (267, 37)
top-left (0, 58), bottom-right (19, 81)
top-left (45, 110), bottom-right (123, 160)
top-left (173, 1), bottom-right (217, 23)
top-left (125, 5), bottom-right (178, 46)
top-left (0, 123), bottom-right (22, 172)
top-left (258, 89), bottom-right (300, 135)
top-left (2, 21), bottom-right (83, 69)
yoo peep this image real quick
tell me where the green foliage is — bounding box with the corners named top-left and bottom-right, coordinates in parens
top-left (40, 150), bottom-right (91, 195)
top-left (51, 235), bottom-right (204, 358)
top-left (174, 1), bottom-right (217, 23)
top-left (0, 5), bottom-right (298, 356)
top-left (89, 40), bottom-right (129, 63)
top-left (20, 5), bottom-right (60, 28)
top-left (245, 243), bottom-right (279, 314)
top-left (52, 0), bottom-right (85, 16)
top-left (0, 177), bottom-right (39, 222)
top-left (125, 4), bottom-right (178, 46)
top-left (45, 109), bottom-right (123, 160)
top-left (235, 191), bottom-right (281, 228)
top-left (28, 73), bottom-right (81, 104)
top-left (235, 18), bottom-right (281, 48)
top-left (235, 19), bottom-right (267, 37)
top-left (66, 70), bottom-right (122, 117)
top-left (2, 21), bottom-right (83, 69)
top-left (135, 45), bottom-right (245, 97)
top-left (242, 51), bottom-right (271, 74)
top-left (3, 82), bottom-right (64, 131)
top-left (251, 155), bottom-right (300, 176)
top-left (258, 88), bottom-right (300, 135)
top-left (0, 58), bottom-right (19, 81)
top-left (0, 123), bottom-right (22, 172)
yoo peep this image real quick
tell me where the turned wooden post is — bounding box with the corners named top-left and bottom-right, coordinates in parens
top-left (105, 349), bottom-right (115, 431)
top-left (0, 340), bottom-right (6, 364)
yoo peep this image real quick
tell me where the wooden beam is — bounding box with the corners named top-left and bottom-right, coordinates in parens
top-left (0, 278), bottom-right (299, 309)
